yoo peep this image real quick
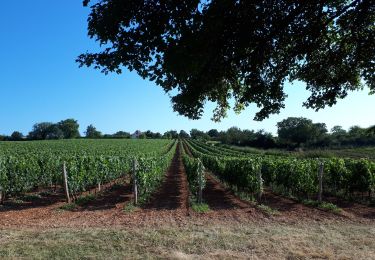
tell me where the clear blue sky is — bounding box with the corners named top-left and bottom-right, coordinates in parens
top-left (0, 1), bottom-right (374, 136)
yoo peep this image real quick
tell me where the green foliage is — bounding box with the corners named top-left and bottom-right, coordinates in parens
top-left (85, 124), bottom-right (102, 138)
top-left (75, 194), bottom-right (95, 206)
top-left (277, 117), bottom-right (327, 146)
top-left (79, 1), bottom-right (375, 121)
top-left (182, 150), bottom-right (206, 202)
top-left (257, 204), bottom-right (279, 215)
top-left (191, 203), bottom-right (210, 213)
top-left (0, 139), bottom-right (174, 198)
top-left (57, 119), bottom-right (80, 139)
top-left (186, 139), bottom-right (375, 201)
top-left (135, 141), bottom-right (177, 203)
top-left (10, 131), bottom-right (24, 141)
top-left (123, 202), bottom-right (138, 213)
top-left (302, 200), bottom-right (341, 214)
top-left (59, 203), bottom-right (77, 211)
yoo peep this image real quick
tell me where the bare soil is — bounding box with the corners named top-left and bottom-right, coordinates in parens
top-left (0, 143), bottom-right (374, 229)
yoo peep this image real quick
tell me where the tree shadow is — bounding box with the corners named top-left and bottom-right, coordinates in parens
top-left (0, 190), bottom-right (65, 212)
top-left (75, 183), bottom-right (132, 212)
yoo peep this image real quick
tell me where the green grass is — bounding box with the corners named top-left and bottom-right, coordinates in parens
top-left (20, 194), bottom-right (42, 202)
top-left (123, 202), bottom-right (139, 213)
top-left (257, 204), bottom-right (280, 215)
top-left (302, 200), bottom-right (341, 214)
top-left (191, 202), bottom-right (210, 213)
top-left (11, 199), bottom-right (25, 204)
top-left (318, 202), bottom-right (342, 214)
top-left (75, 194), bottom-right (95, 206)
top-left (58, 203), bottom-right (77, 211)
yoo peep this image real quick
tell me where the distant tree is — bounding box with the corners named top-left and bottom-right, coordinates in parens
top-left (113, 131), bottom-right (130, 138)
top-left (10, 131), bottom-right (24, 141)
top-left (179, 130), bottom-right (190, 139)
top-left (139, 133), bottom-right (147, 139)
top-left (312, 123), bottom-right (328, 136)
top-left (277, 117), bottom-right (326, 147)
top-left (162, 132), bottom-right (172, 139)
top-left (0, 135), bottom-right (5, 141)
top-left (28, 122), bottom-right (54, 140)
top-left (207, 129), bottom-right (219, 139)
top-left (348, 125), bottom-right (366, 136)
top-left (190, 129), bottom-right (209, 140)
top-left (163, 130), bottom-right (179, 139)
top-left (57, 119), bottom-right (80, 139)
top-left (331, 125), bottom-right (347, 135)
top-left (154, 132), bottom-right (162, 139)
top-left (85, 124), bottom-right (102, 138)
top-left (367, 125), bottom-right (375, 135)
top-left (45, 125), bottom-right (64, 140)
top-left (221, 127), bottom-right (248, 145)
top-left (252, 130), bottom-right (277, 149)
top-left (144, 130), bottom-right (162, 139)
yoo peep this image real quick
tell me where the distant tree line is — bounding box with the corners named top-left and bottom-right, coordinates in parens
top-left (1, 117), bottom-right (374, 149)
top-left (189, 117), bottom-right (375, 150)
top-left (0, 119), bottom-right (189, 141)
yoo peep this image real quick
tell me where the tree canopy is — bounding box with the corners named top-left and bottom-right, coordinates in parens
top-left (85, 124), bottom-right (102, 138)
top-left (57, 119), bottom-right (80, 139)
top-left (78, 0), bottom-right (374, 121)
top-left (277, 117), bottom-right (328, 146)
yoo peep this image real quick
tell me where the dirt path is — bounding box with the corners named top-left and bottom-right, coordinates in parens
top-left (143, 143), bottom-right (189, 213)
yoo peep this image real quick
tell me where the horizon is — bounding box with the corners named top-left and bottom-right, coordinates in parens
top-left (1, 1), bottom-right (374, 137)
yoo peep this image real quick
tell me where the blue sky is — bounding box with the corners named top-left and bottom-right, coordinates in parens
top-left (0, 1), bottom-right (374, 136)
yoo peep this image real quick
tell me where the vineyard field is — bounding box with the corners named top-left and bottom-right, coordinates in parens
top-left (0, 139), bottom-right (176, 201)
top-left (185, 139), bottom-right (375, 203)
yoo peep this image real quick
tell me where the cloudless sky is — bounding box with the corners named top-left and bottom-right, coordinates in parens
top-left (0, 1), bottom-right (374, 136)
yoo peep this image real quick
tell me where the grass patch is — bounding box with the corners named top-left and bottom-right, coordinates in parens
top-left (75, 194), bottom-right (95, 206)
top-left (58, 203), bottom-right (77, 211)
top-left (11, 199), bottom-right (25, 204)
top-left (318, 202), bottom-right (342, 214)
top-left (20, 194), bottom-right (42, 202)
top-left (123, 202), bottom-right (139, 213)
top-left (257, 204), bottom-right (279, 215)
top-left (0, 223), bottom-right (374, 259)
top-left (191, 202), bottom-right (210, 213)
top-left (39, 191), bottom-right (53, 197)
top-left (302, 199), bottom-right (341, 214)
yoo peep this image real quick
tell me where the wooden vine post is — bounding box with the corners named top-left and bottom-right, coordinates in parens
top-left (318, 160), bottom-right (324, 203)
top-left (257, 165), bottom-right (263, 202)
top-left (197, 159), bottom-right (204, 204)
top-left (0, 186), bottom-right (4, 205)
top-left (62, 161), bottom-right (71, 204)
top-left (132, 158), bottom-right (138, 206)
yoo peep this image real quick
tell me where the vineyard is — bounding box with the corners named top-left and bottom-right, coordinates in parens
top-left (0, 138), bottom-right (374, 216)
top-left (183, 139), bottom-right (375, 203)
top-left (0, 139), bottom-right (176, 203)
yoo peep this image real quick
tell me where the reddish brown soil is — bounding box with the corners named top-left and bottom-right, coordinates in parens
top-left (261, 190), bottom-right (345, 223)
top-left (0, 143), bottom-right (373, 229)
top-left (143, 143), bottom-right (189, 214)
top-left (324, 195), bottom-right (375, 220)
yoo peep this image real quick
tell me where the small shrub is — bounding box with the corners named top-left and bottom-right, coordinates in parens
top-left (318, 202), bottom-right (341, 213)
top-left (123, 202), bottom-right (138, 213)
top-left (257, 204), bottom-right (279, 215)
top-left (21, 194), bottom-right (42, 202)
top-left (75, 194), bottom-right (95, 206)
top-left (59, 203), bottom-right (77, 211)
top-left (191, 203), bottom-right (210, 213)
